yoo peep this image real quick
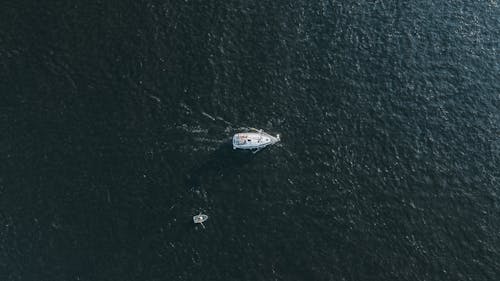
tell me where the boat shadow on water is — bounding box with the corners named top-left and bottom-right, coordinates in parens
top-left (184, 141), bottom-right (257, 189)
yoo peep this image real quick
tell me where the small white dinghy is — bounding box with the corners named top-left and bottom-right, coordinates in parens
top-left (193, 213), bottom-right (208, 228)
top-left (232, 128), bottom-right (280, 153)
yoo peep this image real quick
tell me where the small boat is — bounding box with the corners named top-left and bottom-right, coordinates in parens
top-left (232, 128), bottom-right (280, 153)
top-left (193, 214), bottom-right (208, 228)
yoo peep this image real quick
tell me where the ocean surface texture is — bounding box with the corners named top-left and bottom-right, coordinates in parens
top-left (1, 1), bottom-right (499, 280)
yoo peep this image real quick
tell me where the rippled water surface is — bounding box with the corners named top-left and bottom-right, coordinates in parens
top-left (1, 1), bottom-right (499, 280)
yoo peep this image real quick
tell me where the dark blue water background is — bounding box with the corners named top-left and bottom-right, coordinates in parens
top-left (1, 1), bottom-right (499, 280)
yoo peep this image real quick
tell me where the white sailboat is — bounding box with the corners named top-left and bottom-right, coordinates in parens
top-left (232, 128), bottom-right (280, 153)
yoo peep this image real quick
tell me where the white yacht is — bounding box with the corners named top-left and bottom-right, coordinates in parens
top-left (232, 128), bottom-right (280, 153)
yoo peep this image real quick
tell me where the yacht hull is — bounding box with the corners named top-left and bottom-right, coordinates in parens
top-left (232, 130), bottom-right (280, 151)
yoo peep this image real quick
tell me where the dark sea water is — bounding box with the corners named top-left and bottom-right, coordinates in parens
top-left (1, 1), bottom-right (499, 280)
